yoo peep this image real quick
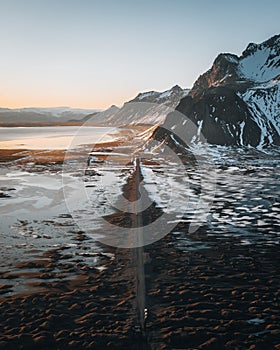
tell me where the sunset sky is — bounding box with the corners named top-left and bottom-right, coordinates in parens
top-left (0, 0), bottom-right (279, 109)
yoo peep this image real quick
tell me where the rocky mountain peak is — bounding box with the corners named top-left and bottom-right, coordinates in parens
top-left (152, 34), bottom-right (280, 149)
top-left (242, 34), bottom-right (280, 58)
top-left (242, 42), bottom-right (259, 57)
top-left (190, 34), bottom-right (280, 98)
top-left (128, 85), bottom-right (189, 107)
top-left (190, 53), bottom-right (240, 97)
top-left (109, 105), bottom-right (119, 110)
top-left (170, 84), bottom-right (183, 92)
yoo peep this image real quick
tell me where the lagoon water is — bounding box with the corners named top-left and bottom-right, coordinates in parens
top-left (0, 126), bottom-right (116, 149)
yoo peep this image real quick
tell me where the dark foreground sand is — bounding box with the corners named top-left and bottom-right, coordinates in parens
top-left (0, 228), bottom-right (279, 349)
top-left (0, 135), bottom-right (279, 349)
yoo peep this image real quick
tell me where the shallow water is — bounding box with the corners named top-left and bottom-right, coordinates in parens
top-left (0, 126), bottom-right (116, 149)
top-left (141, 146), bottom-right (280, 248)
top-left (0, 143), bottom-right (279, 295)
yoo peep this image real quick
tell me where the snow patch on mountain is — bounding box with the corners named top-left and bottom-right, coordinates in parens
top-left (134, 85), bottom-right (190, 106)
top-left (239, 80), bottom-right (280, 131)
top-left (138, 91), bottom-right (155, 100)
top-left (86, 85), bottom-right (190, 126)
top-left (239, 45), bottom-right (280, 82)
top-left (238, 77), bottom-right (280, 148)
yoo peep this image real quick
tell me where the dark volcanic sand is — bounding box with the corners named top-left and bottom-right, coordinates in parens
top-left (0, 231), bottom-right (279, 349)
top-left (0, 144), bottom-right (279, 349)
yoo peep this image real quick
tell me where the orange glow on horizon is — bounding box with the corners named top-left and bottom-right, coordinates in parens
top-left (0, 84), bottom-right (168, 110)
top-left (0, 95), bottom-right (127, 110)
top-left (0, 87), bottom-right (142, 110)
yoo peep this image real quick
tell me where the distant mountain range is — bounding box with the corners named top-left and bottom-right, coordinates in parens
top-left (153, 34), bottom-right (280, 149)
top-left (84, 85), bottom-right (190, 126)
top-left (0, 86), bottom-right (189, 126)
top-left (0, 107), bottom-right (99, 124)
top-left (1, 34), bottom-right (279, 149)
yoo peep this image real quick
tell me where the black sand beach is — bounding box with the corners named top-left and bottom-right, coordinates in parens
top-left (0, 130), bottom-right (279, 349)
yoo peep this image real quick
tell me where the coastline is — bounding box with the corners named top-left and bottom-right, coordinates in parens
top-left (0, 127), bottom-right (279, 349)
top-left (0, 157), bottom-right (279, 349)
top-left (0, 125), bottom-right (147, 164)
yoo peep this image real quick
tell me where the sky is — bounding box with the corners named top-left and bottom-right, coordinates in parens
top-left (0, 0), bottom-right (279, 110)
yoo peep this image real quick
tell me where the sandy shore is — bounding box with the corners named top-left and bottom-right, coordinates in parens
top-left (0, 237), bottom-right (279, 349)
top-left (0, 126), bottom-right (145, 165)
top-left (0, 128), bottom-right (279, 349)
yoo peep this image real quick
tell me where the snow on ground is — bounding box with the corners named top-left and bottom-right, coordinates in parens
top-left (141, 145), bottom-right (280, 247)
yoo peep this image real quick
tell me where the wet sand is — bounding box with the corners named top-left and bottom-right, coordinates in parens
top-left (0, 130), bottom-right (279, 349)
top-left (0, 126), bottom-right (143, 165)
top-left (0, 181), bottom-right (279, 349)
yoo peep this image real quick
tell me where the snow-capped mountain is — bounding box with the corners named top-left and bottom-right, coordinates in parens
top-left (0, 107), bottom-right (99, 124)
top-left (84, 85), bottom-right (190, 126)
top-left (132, 85), bottom-right (189, 107)
top-left (152, 34), bottom-right (280, 149)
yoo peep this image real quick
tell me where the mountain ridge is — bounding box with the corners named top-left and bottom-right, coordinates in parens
top-left (84, 85), bottom-right (190, 126)
top-left (152, 34), bottom-right (280, 149)
top-left (0, 107), bottom-right (100, 124)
